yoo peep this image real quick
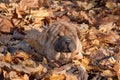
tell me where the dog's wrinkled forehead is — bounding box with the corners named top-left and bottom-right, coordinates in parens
top-left (48, 22), bottom-right (77, 37)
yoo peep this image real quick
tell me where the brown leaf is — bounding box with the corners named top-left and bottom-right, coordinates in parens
top-left (31, 8), bottom-right (52, 24)
top-left (4, 52), bottom-right (12, 62)
top-left (38, 0), bottom-right (52, 7)
top-left (14, 50), bottom-right (30, 60)
top-left (80, 58), bottom-right (92, 71)
top-left (4, 71), bottom-right (29, 80)
top-left (0, 61), bottom-right (46, 74)
top-left (12, 64), bottom-right (46, 74)
top-left (106, 2), bottom-right (117, 9)
top-left (0, 18), bottom-right (13, 33)
top-left (22, 74), bottom-right (29, 80)
top-left (56, 16), bottom-right (70, 22)
top-left (77, 1), bottom-right (94, 10)
top-left (80, 11), bottom-right (93, 24)
top-left (9, 71), bottom-right (19, 79)
top-left (11, 18), bottom-right (21, 26)
top-left (116, 18), bottom-right (120, 26)
top-left (88, 27), bottom-right (97, 40)
top-left (104, 31), bottom-right (119, 44)
top-left (19, 0), bottom-right (39, 9)
top-left (113, 62), bottom-right (120, 79)
top-left (0, 61), bottom-right (11, 68)
top-left (0, 3), bottom-right (8, 12)
top-left (20, 59), bottom-right (37, 67)
top-left (46, 64), bottom-right (88, 80)
top-left (99, 15), bottom-right (119, 25)
top-left (3, 70), bottom-right (9, 79)
top-left (101, 70), bottom-right (114, 77)
top-left (50, 74), bottom-right (65, 80)
top-left (99, 22), bottom-right (115, 33)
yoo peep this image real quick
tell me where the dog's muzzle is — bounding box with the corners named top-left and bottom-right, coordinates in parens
top-left (54, 36), bottom-right (76, 53)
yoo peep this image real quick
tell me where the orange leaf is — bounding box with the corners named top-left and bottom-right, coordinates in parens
top-left (0, 18), bottom-right (13, 33)
top-left (4, 52), bottom-right (12, 62)
top-left (50, 74), bottom-right (65, 80)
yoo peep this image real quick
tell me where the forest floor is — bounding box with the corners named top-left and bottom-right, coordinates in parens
top-left (0, 0), bottom-right (120, 80)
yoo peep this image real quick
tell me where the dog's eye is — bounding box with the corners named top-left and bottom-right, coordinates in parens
top-left (57, 33), bottom-right (60, 36)
top-left (57, 33), bottom-right (61, 36)
top-left (58, 32), bottom-right (64, 36)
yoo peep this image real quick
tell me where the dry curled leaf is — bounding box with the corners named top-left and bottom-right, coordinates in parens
top-left (19, 0), bottom-right (39, 8)
top-left (80, 11), bottom-right (93, 24)
top-left (0, 18), bottom-right (13, 33)
top-left (113, 61), bottom-right (120, 79)
top-left (49, 74), bottom-right (65, 80)
top-left (0, 61), bottom-right (46, 74)
top-left (0, 3), bottom-right (8, 12)
top-left (99, 22), bottom-right (115, 33)
top-left (103, 31), bottom-right (119, 44)
top-left (101, 70), bottom-right (114, 77)
top-left (45, 64), bottom-right (88, 80)
top-left (31, 8), bottom-right (53, 24)
top-left (77, 1), bottom-right (94, 10)
top-left (106, 2), bottom-right (117, 9)
top-left (14, 50), bottom-right (30, 60)
top-left (4, 52), bottom-right (12, 62)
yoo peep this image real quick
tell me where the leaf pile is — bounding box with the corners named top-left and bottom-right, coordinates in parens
top-left (0, 0), bottom-right (120, 80)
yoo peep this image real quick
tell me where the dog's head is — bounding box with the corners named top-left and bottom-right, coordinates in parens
top-left (42, 22), bottom-right (83, 61)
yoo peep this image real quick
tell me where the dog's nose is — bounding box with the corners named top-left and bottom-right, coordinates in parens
top-left (54, 36), bottom-right (76, 53)
top-left (65, 38), bottom-right (71, 45)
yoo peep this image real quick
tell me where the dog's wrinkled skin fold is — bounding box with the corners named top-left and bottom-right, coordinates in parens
top-left (26, 21), bottom-right (83, 62)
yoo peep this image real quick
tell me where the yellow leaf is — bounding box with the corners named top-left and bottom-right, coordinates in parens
top-left (113, 62), bottom-right (120, 79)
top-left (22, 74), bottom-right (29, 80)
top-left (106, 2), bottom-right (116, 9)
top-left (4, 52), bottom-right (12, 62)
top-left (50, 74), bottom-right (65, 80)
top-left (14, 50), bottom-right (30, 60)
top-left (101, 70), bottom-right (113, 77)
top-left (31, 8), bottom-right (52, 24)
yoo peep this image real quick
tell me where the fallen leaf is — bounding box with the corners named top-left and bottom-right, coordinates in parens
top-left (9, 71), bottom-right (19, 79)
top-left (14, 50), bottom-right (30, 60)
top-left (19, 0), bottom-right (39, 8)
top-left (106, 2), bottom-right (117, 9)
top-left (99, 22), bottom-right (115, 33)
top-left (88, 27), bottom-right (97, 40)
top-left (22, 74), bottom-right (29, 80)
top-left (31, 8), bottom-right (53, 24)
top-left (80, 58), bottom-right (93, 71)
top-left (101, 70), bottom-right (114, 77)
top-left (104, 31), bottom-right (119, 44)
top-left (4, 52), bottom-right (12, 62)
top-left (48, 64), bottom-right (88, 80)
top-left (113, 61), bottom-right (120, 79)
top-left (80, 11), bottom-right (93, 24)
top-left (12, 64), bottom-right (46, 74)
top-left (20, 59), bottom-right (37, 67)
top-left (3, 70), bottom-right (9, 79)
top-left (0, 18), bottom-right (13, 33)
top-left (50, 74), bottom-right (65, 80)
top-left (0, 61), bottom-right (46, 74)
top-left (0, 3), bottom-right (8, 12)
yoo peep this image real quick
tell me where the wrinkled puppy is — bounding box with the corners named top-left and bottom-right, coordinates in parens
top-left (26, 21), bottom-right (83, 63)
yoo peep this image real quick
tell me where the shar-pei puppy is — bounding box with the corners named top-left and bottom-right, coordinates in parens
top-left (26, 21), bottom-right (83, 63)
